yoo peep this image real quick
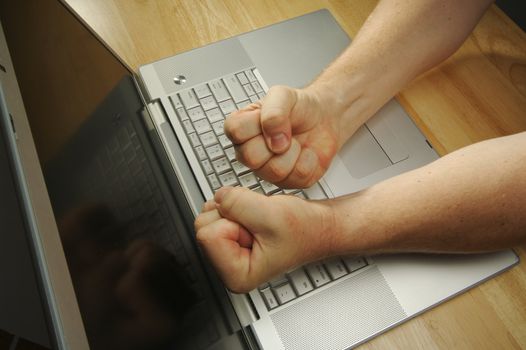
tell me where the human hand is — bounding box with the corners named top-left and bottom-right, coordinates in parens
top-left (225, 85), bottom-right (346, 188)
top-left (194, 186), bottom-right (336, 293)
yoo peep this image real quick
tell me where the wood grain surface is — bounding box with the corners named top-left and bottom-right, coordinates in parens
top-left (61, 1), bottom-right (526, 349)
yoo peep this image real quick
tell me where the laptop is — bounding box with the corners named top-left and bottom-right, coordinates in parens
top-left (0, 1), bottom-right (518, 349)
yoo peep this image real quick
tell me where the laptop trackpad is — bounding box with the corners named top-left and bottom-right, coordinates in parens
top-left (339, 125), bottom-right (392, 179)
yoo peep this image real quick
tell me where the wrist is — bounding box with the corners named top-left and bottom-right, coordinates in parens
top-left (323, 190), bottom-right (380, 256)
top-left (296, 199), bottom-right (339, 262)
top-left (305, 63), bottom-right (391, 148)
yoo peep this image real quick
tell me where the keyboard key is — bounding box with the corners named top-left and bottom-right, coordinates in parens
top-left (257, 92), bottom-right (266, 100)
top-left (213, 120), bottom-right (226, 135)
top-left (253, 186), bottom-right (264, 195)
top-left (260, 180), bottom-right (279, 195)
top-left (258, 282), bottom-right (269, 291)
top-left (209, 79), bottom-right (230, 102)
top-left (223, 74), bottom-right (248, 103)
top-left (273, 283), bottom-right (296, 305)
top-left (269, 274), bottom-right (288, 287)
top-left (182, 119), bottom-right (194, 133)
top-left (342, 257), bottom-right (368, 272)
top-left (231, 161), bottom-right (250, 176)
top-left (287, 268), bottom-right (313, 296)
top-left (249, 95), bottom-right (259, 103)
top-left (195, 146), bottom-right (207, 161)
top-left (188, 133), bottom-right (201, 147)
top-left (224, 147), bottom-right (236, 161)
top-left (260, 288), bottom-right (278, 310)
top-left (176, 107), bottom-right (189, 121)
top-left (219, 171), bottom-right (238, 186)
top-left (179, 89), bottom-right (199, 109)
top-left (304, 182), bottom-right (328, 200)
top-left (194, 84), bottom-right (212, 99)
top-left (283, 189), bottom-right (300, 194)
top-left (245, 69), bottom-right (257, 82)
top-left (239, 173), bottom-right (258, 188)
top-left (251, 81), bottom-right (263, 93)
top-left (236, 72), bottom-right (249, 85)
top-left (243, 83), bottom-right (255, 96)
top-left (170, 94), bottom-right (183, 109)
top-left (295, 192), bottom-right (306, 199)
top-left (199, 131), bottom-right (217, 147)
top-left (212, 157), bottom-right (231, 174)
top-left (237, 100), bottom-right (251, 110)
top-left (218, 134), bottom-right (232, 148)
top-left (219, 99), bottom-right (236, 115)
top-left (194, 119), bottom-right (212, 134)
top-left (306, 263), bottom-right (331, 287)
top-left (206, 144), bottom-right (224, 160)
top-left (202, 159), bottom-right (214, 175)
top-left (324, 258), bottom-right (348, 280)
top-left (200, 95), bottom-right (217, 110)
top-left (188, 106), bottom-right (206, 122)
top-left (207, 174), bottom-right (221, 190)
top-left (206, 108), bottom-right (224, 123)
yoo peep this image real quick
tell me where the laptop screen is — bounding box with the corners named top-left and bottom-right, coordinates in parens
top-left (0, 1), bottom-right (241, 349)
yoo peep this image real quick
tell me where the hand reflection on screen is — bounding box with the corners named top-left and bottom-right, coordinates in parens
top-left (59, 205), bottom-right (197, 350)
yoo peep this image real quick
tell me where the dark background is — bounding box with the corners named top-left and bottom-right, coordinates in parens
top-left (496, 0), bottom-right (526, 30)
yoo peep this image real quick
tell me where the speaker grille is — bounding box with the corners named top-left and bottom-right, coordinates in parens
top-left (271, 266), bottom-right (406, 350)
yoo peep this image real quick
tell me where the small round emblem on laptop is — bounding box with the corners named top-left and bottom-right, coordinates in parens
top-left (173, 75), bottom-right (187, 85)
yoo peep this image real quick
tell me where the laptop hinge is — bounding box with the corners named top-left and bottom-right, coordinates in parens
top-left (228, 292), bottom-right (259, 327)
top-left (145, 100), bottom-right (167, 127)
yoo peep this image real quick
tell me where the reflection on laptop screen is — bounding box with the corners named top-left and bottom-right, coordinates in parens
top-left (1, 1), bottom-right (227, 349)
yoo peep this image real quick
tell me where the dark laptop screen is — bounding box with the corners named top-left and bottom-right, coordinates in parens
top-left (0, 1), bottom-right (239, 349)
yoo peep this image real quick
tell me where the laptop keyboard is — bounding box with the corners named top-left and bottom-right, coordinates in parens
top-left (170, 68), bottom-right (308, 198)
top-left (169, 67), bottom-right (370, 311)
top-left (259, 257), bottom-right (369, 310)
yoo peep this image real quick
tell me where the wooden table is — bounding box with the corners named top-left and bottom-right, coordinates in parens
top-left (63, 1), bottom-right (526, 349)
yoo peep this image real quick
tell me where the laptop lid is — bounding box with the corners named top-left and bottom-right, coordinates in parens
top-left (1, 1), bottom-right (250, 349)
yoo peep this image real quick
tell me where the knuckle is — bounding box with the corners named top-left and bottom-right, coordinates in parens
top-left (236, 146), bottom-right (261, 169)
top-left (267, 161), bottom-right (289, 182)
top-left (303, 177), bottom-right (317, 188)
top-left (195, 227), bottom-right (209, 244)
top-left (295, 163), bottom-right (312, 179)
top-left (234, 147), bottom-right (245, 163)
top-left (194, 216), bottom-right (204, 231)
top-left (289, 167), bottom-right (316, 189)
top-left (219, 188), bottom-right (242, 214)
top-left (224, 120), bottom-right (241, 143)
top-left (194, 213), bottom-right (212, 232)
top-left (262, 111), bottom-right (285, 129)
top-left (244, 157), bottom-right (260, 169)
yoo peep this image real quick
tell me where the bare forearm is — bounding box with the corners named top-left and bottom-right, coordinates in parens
top-left (327, 132), bottom-right (526, 255)
top-left (310, 0), bottom-right (494, 141)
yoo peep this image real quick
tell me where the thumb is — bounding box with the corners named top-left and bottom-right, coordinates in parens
top-left (214, 187), bottom-right (276, 234)
top-left (260, 85), bottom-right (296, 154)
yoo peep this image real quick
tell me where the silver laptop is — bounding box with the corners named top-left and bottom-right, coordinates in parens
top-left (1, 2), bottom-right (518, 350)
